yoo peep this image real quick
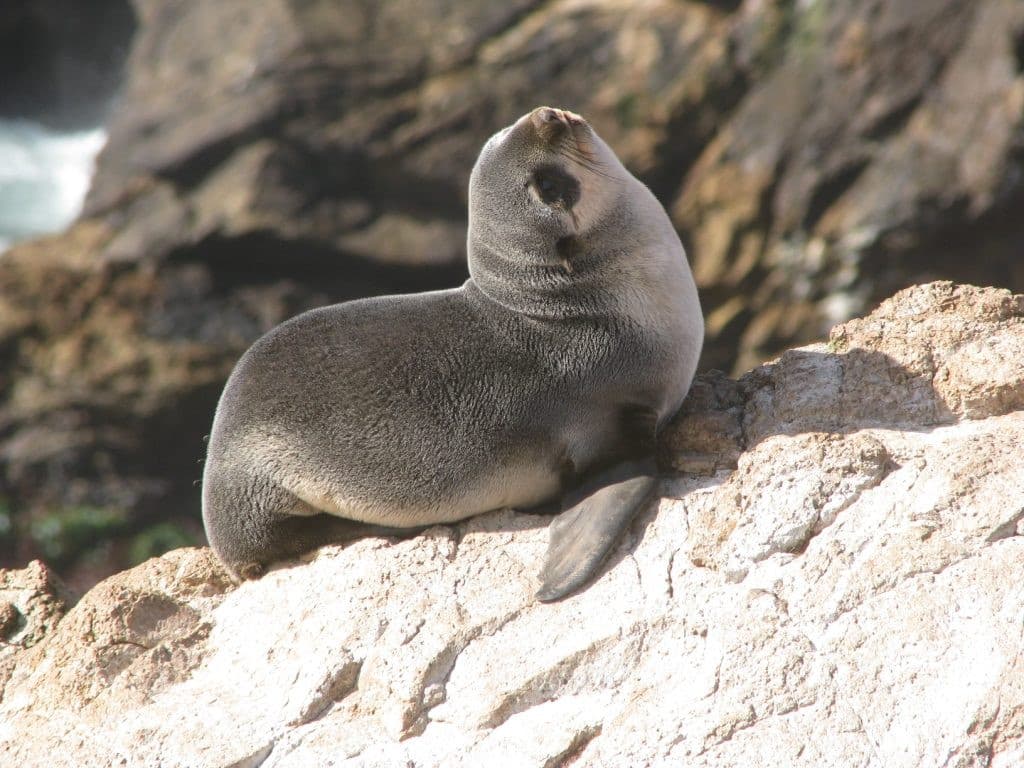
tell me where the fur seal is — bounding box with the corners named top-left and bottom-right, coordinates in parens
top-left (202, 106), bottom-right (703, 601)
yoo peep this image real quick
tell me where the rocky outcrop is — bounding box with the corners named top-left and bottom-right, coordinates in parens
top-left (3, 0), bottom-right (1024, 587)
top-left (1, 282), bottom-right (1022, 767)
top-left (675, 0), bottom-right (1024, 372)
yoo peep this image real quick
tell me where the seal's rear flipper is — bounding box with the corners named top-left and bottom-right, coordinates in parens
top-left (535, 463), bottom-right (658, 602)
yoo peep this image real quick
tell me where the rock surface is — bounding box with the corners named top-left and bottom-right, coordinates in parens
top-left (1, 282), bottom-right (1022, 767)
top-left (3, 0), bottom-right (1024, 587)
top-left (675, 0), bottom-right (1024, 372)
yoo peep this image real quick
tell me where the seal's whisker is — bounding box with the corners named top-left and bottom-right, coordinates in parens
top-left (570, 131), bottom-right (598, 162)
top-left (559, 147), bottom-right (616, 180)
top-left (559, 136), bottom-right (612, 173)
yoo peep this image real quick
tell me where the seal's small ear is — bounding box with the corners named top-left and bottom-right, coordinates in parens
top-left (556, 235), bottom-right (575, 260)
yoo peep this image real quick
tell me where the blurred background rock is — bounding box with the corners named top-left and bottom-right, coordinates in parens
top-left (0, 0), bottom-right (1021, 591)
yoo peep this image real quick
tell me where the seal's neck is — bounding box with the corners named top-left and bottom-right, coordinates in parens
top-left (467, 226), bottom-right (619, 321)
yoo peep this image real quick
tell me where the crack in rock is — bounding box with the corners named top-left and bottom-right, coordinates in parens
top-left (542, 722), bottom-right (602, 768)
top-left (286, 658), bottom-right (362, 727)
top-left (407, 607), bottom-right (527, 736)
top-left (986, 508), bottom-right (1024, 543)
top-left (226, 742), bottom-right (274, 768)
top-left (478, 633), bottom-right (634, 731)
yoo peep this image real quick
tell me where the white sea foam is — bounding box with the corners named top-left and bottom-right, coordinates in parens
top-left (0, 118), bottom-right (106, 253)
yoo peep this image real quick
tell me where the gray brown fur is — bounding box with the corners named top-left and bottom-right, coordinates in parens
top-left (202, 107), bottom-right (703, 593)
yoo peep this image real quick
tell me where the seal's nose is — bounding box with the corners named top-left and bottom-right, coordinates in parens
top-left (530, 106), bottom-right (586, 143)
top-left (531, 106), bottom-right (585, 127)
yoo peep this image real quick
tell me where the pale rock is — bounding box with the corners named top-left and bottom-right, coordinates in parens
top-left (1, 282), bottom-right (1023, 767)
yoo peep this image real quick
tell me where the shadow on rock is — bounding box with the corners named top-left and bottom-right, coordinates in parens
top-left (663, 281), bottom-right (1024, 474)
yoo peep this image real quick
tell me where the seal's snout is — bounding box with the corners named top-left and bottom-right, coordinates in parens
top-left (532, 106), bottom-right (585, 127)
top-left (531, 106), bottom-right (586, 144)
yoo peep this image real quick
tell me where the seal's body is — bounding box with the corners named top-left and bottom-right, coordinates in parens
top-left (202, 107), bottom-right (703, 600)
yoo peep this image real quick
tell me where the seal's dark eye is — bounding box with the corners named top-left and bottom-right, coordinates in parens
top-left (530, 164), bottom-right (580, 209)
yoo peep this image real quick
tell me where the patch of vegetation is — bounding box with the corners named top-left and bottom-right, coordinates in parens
top-left (0, 499), bottom-right (12, 537)
top-left (743, 0), bottom-right (827, 75)
top-left (27, 506), bottom-right (129, 565)
top-left (787, 0), bottom-right (829, 62)
top-left (615, 94), bottom-right (641, 130)
top-left (826, 336), bottom-right (848, 353)
top-left (128, 522), bottom-right (198, 565)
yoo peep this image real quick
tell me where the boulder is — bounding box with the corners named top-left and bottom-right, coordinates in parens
top-left (1, 282), bottom-right (1022, 767)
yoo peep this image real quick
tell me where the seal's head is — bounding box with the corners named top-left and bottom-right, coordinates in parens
top-left (467, 107), bottom-right (683, 321)
top-left (469, 107), bottom-right (626, 267)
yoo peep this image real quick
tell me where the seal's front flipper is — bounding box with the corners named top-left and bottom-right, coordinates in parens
top-left (536, 463), bottom-right (658, 602)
